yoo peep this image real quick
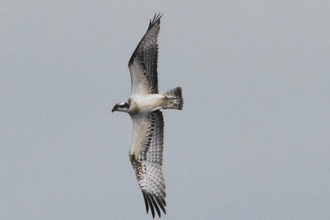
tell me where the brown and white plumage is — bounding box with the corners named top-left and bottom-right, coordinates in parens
top-left (129, 13), bottom-right (161, 95)
top-left (112, 13), bottom-right (183, 218)
top-left (129, 110), bottom-right (166, 218)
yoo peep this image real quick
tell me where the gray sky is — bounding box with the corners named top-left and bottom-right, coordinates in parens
top-left (1, 1), bottom-right (330, 219)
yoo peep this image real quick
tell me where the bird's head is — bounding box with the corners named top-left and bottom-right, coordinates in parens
top-left (112, 101), bottom-right (129, 113)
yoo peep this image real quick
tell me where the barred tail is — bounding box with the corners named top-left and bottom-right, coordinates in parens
top-left (163, 87), bottom-right (183, 110)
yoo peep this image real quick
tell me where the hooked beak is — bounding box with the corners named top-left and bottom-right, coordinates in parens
top-left (111, 105), bottom-right (118, 113)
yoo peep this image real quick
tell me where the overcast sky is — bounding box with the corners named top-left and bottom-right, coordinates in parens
top-left (1, 1), bottom-right (330, 219)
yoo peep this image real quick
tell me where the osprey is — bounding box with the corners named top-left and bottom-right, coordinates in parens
top-left (112, 14), bottom-right (183, 218)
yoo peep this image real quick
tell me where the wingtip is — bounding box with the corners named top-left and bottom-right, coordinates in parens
top-left (153, 12), bottom-right (163, 21)
top-left (149, 13), bottom-right (163, 28)
top-left (142, 191), bottom-right (166, 218)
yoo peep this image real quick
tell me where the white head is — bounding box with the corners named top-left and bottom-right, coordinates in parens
top-left (112, 101), bottom-right (130, 113)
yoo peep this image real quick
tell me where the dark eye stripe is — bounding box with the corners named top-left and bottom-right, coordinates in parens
top-left (118, 102), bottom-right (129, 109)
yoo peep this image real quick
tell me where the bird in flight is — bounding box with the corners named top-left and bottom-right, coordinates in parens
top-left (112, 13), bottom-right (183, 218)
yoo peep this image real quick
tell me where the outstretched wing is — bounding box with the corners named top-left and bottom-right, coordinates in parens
top-left (129, 110), bottom-right (166, 218)
top-left (128, 13), bottom-right (162, 96)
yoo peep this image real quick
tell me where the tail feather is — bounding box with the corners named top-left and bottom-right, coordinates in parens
top-left (163, 87), bottom-right (183, 110)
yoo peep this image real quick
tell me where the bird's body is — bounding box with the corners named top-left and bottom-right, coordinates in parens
top-left (130, 94), bottom-right (166, 113)
top-left (112, 13), bottom-right (183, 218)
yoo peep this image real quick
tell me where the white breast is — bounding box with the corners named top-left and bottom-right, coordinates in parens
top-left (131, 94), bottom-right (165, 113)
